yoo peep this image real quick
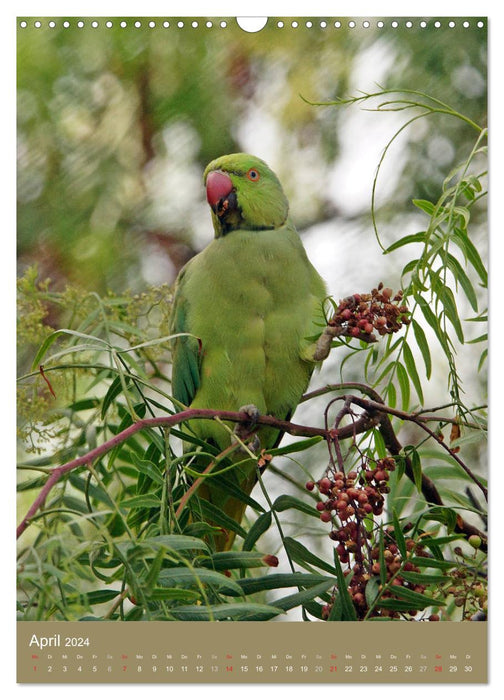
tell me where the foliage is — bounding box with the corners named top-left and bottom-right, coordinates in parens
top-left (17, 18), bottom-right (486, 294)
top-left (17, 89), bottom-right (487, 623)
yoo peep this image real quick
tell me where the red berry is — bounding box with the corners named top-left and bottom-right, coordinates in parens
top-left (319, 477), bottom-right (332, 493)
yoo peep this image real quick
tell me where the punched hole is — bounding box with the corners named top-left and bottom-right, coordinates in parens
top-left (237, 17), bottom-right (268, 32)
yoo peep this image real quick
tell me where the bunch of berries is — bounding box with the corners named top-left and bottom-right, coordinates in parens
top-left (306, 457), bottom-right (396, 530)
top-left (328, 283), bottom-right (410, 343)
top-left (307, 458), bottom-right (444, 620)
top-left (320, 531), bottom-right (435, 620)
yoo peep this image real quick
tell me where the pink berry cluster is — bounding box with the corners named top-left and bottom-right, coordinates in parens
top-left (328, 284), bottom-right (410, 343)
top-left (306, 458), bottom-right (441, 620)
top-left (306, 457), bottom-right (396, 530)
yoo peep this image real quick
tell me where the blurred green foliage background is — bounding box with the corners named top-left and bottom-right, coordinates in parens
top-left (17, 16), bottom-right (487, 295)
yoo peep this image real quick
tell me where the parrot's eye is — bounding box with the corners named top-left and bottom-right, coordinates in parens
top-left (246, 168), bottom-right (260, 182)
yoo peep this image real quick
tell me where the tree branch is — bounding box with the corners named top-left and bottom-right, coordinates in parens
top-left (17, 395), bottom-right (488, 552)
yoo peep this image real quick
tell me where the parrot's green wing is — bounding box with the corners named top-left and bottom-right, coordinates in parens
top-left (170, 263), bottom-right (201, 407)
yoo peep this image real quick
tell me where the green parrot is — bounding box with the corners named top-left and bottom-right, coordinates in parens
top-left (170, 153), bottom-right (328, 550)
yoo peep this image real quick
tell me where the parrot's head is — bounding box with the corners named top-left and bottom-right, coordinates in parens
top-left (204, 153), bottom-right (289, 237)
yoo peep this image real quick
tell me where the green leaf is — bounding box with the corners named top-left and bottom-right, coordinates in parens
top-left (202, 551), bottom-right (277, 571)
top-left (270, 436), bottom-right (324, 456)
top-left (402, 341), bottom-right (424, 403)
top-left (31, 329), bottom-right (110, 371)
top-left (405, 445), bottom-right (423, 493)
top-left (272, 494), bottom-right (319, 518)
top-left (410, 556), bottom-right (455, 571)
top-left (375, 598), bottom-right (426, 612)
top-left (437, 283), bottom-right (464, 343)
top-left (68, 473), bottom-right (115, 507)
top-left (197, 499), bottom-right (248, 539)
top-left (148, 588), bottom-right (201, 602)
top-left (421, 506), bottom-right (458, 532)
top-left (273, 580), bottom-right (338, 612)
top-left (283, 537), bottom-right (337, 576)
top-left (235, 573), bottom-right (334, 596)
top-left (131, 454), bottom-right (165, 485)
top-left (365, 576), bottom-right (381, 610)
top-left (101, 375), bottom-right (129, 419)
top-left (67, 589), bottom-right (121, 605)
top-left (392, 510), bottom-right (407, 559)
top-left (412, 319), bottom-right (432, 379)
top-left (400, 570), bottom-right (446, 585)
top-left (412, 199), bottom-right (436, 216)
top-left (242, 511), bottom-right (272, 551)
top-left (332, 549), bottom-right (358, 620)
top-left (144, 547), bottom-right (166, 591)
top-left (170, 603), bottom-right (284, 621)
top-left (445, 253), bottom-right (479, 311)
top-left (143, 535), bottom-right (211, 554)
top-left (158, 567), bottom-right (244, 595)
top-left (121, 494), bottom-right (162, 509)
top-left (388, 585), bottom-right (444, 608)
top-left (415, 294), bottom-right (450, 356)
top-left (396, 361), bottom-right (411, 410)
top-left (384, 231), bottom-right (427, 253)
top-left (452, 228), bottom-right (488, 287)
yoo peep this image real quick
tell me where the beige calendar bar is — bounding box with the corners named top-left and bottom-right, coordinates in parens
top-left (17, 620), bottom-right (487, 683)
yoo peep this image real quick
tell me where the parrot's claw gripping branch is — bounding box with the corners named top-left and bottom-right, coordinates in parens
top-left (232, 404), bottom-right (262, 453)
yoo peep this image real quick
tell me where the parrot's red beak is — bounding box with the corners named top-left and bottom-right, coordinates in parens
top-left (206, 171), bottom-right (234, 212)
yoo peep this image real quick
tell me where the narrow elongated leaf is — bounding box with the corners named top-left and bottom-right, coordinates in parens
top-left (131, 455), bottom-right (165, 485)
top-left (375, 598), bottom-right (425, 612)
top-left (144, 547), bottom-right (166, 591)
top-left (396, 361), bottom-right (411, 410)
top-left (388, 585), bottom-right (444, 608)
top-left (446, 252), bottom-right (479, 311)
top-left (438, 283), bottom-right (464, 343)
top-left (197, 499), bottom-right (248, 539)
top-left (283, 537), bottom-right (337, 576)
top-left (242, 511), bottom-right (272, 551)
top-left (408, 446), bottom-right (423, 493)
top-left (392, 510), bottom-right (407, 559)
top-left (452, 228), bottom-right (488, 286)
top-left (121, 494), bottom-right (162, 509)
top-left (384, 231), bottom-right (427, 253)
top-left (365, 576), bottom-right (381, 610)
top-left (412, 319), bottom-right (432, 379)
top-left (31, 329), bottom-right (110, 370)
top-left (402, 341), bottom-right (424, 403)
top-left (332, 548), bottom-right (358, 620)
top-left (202, 551), bottom-right (277, 571)
top-left (142, 535), bottom-right (211, 553)
top-left (400, 571), bottom-right (447, 585)
top-left (158, 567), bottom-right (244, 595)
top-left (68, 473), bottom-right (115, 507)
top-left (148, 588), bottom-right (201, 602)
top-left (101, 375), bottom-right (130, 419)
top-left (412, 199), bottom-right (436, 216)
top-left (67, 589), bottom-right (121, 604)
top-left (415, 294), bottom-right (450, 356)
top-left (273, 580), bottom-right (338, 612)
top-left (422, 506), bottom-right (458, 532)
top-left (270, 436), bottom-right (323, 456)
top-left (410, 556), bottom-right (455, 570)
top-left (273, 494), bottom-right (319, 518)
top-left (235, 573), bottom-right (335, 596)
top-left (170, 603), bottom-right (284, 621)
